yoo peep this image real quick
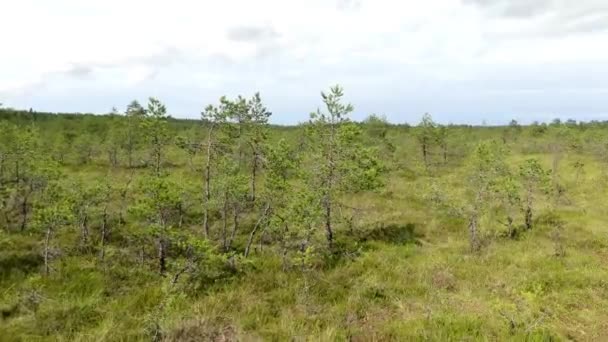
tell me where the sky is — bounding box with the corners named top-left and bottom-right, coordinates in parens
top-left (1, 0), bottom-right (607, 125)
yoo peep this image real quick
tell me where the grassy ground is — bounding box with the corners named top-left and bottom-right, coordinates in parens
top-left (2, 132), bottom-right (608, 341)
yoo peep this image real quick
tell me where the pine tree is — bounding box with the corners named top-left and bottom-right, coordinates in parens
top-left (519, 159), bottom-right (550, 230)
top-left (306, 85), bottom-right (384, 248)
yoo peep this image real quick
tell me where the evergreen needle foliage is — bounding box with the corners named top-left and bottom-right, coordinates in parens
top-left (1, 92), bottom-right (608, 340)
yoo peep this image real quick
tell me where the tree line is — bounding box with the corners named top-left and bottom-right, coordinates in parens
top-left (1, 86), bottom-right (605, 283)
top-left (0, 86), bottom-right (390, 285)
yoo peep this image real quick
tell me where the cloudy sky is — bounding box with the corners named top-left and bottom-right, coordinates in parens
top-left (1, 0), bottom-right (607, 124)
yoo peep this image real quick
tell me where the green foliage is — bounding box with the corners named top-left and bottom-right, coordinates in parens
top-left (305, 85), bottom-right (384, 247)
top-left (141, 98), bottom-right (171, 175)
top-left (519, 159), bottom-right (551, 193)
top-left (3, 91), bottom-right (608, 340)
top-left (416, 113), bottom-right (437, 167)
top-left (33, 183), bottom-right (73, 228)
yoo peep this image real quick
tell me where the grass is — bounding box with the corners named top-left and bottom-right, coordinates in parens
top-left (2, 132), bottom-right (608, 341)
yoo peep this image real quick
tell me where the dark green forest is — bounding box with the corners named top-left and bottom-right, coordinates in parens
top-left (1, 87), bottom-right (608, 340)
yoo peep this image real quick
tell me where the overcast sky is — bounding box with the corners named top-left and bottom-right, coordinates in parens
top-left (1, 0), bottom-right (607, 124)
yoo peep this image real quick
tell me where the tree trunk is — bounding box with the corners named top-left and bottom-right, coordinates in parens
top-left (154, 145), bottom-right (162, 176)
top-left (139, 244), bottom-right (145, 266)
top-left (99, 208), bottom-right (108, 261)
top-left (325, 120), bottom-right (336, 249)
top-left (119, 176), bottom-right (133, 226)
top-left (281, 244), bottom-right (289, 272)
top-left (119, 193), bottom-right (127, 225)
top-left (422, 142), bottom-right (428, 168)
top-left (20, 189), bottom-right (29, 232)
top-left (250, 150), bottom-right (258, 202)
top-left (525, 205), bottom-right (533, 230)
top-left (15, 160), bottom-right (20, 183)
top-left (258, 228), bottom-right (266, 253)
top-left (227, 205), bottom-right (240, 251)
top-left (468, 213), bottom-right (480, 252)
top-left (221, 195), bottom-right (228, 251)
top-left (507, 215), bottom-right (516, 239)
top-left (109, 149), bottom-right (118, 168)
top-left (177, 202), bottom-right (184, 228)
top-left (244, 204), bottom-right (270, 257)
top-left (525, 191), bottom-right (533, 230)
top-left (80, 214), bottom-right (89, 246)
top-left (128, 145), bottom-right (133, 168)
top-left (0, 155), bottom-right (4, 183)
top-left (127, 124), bottom-right (134, 168)
top-left (44, 226), bottom-right (52, 276)
top-left (158, 237), bottom-right (167, 276)
top-left (324, 199), bottom-right (333, 248)
top-left (202, 129), bottom-right (213, 237)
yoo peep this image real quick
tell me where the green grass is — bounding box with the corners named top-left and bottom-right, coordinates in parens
top-left (2, 128), bottom-right (608, 341)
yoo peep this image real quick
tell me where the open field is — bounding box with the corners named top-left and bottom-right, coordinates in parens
top-left (1, 103), bottom-right (608, 341)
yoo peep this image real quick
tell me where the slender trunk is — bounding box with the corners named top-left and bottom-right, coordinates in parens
top-left (258, 227), bottom-right (266, 253)
top-left (324, 201), bottom-right (333, 248)
top-left (525, 206), bottom-right (533, 230)
top-left (0, 155), bottom-right (4, 183)
top-left (552, 155), bottom-right (558, 176)
top-left (227, 205), bottom-right (239, 251)
top-left (188, 154), bottom-right (195, 172)
top-left (250, 149), bottom-right (257, 202)
top-left (281, 244), bottom-right (289, 272)
top-left (139, 244), bottom-right (145, 266)
top-left (422, 142), bottom-right (428, 168)
top-left (158, 213), bottom-right (167, 275)
top-left (507, 215), bottom-right (515, 239)
top-left (442, 144), bottom-right (448, 164)
top-left (119, 176), bottom-right (133, 226)
top-left (469, 212), bottom-right (480, 252)
top-left (119, 208), bottom-right (125, 225)
top-left (202, 127), bottom-right (213, 237)
top-left (302, 224), bottom-right (314, 253)
top-left (300, 236), bottom-right (309, 273)
top-left (154, 144), bottom-right (161, 176)
top-left (177, 202), bottom-right (184, 228)
top-left (281, 223), bottom-right (289, 271)
top-left (44, 226), bottom-right (52, 276)
top-left (127, 120), bottom-right (134, 168)
top-left (109, 149), bottom-right (118, 168)
top-left (244, 204), bottom-right (270, 257)
top-left (100, 208), bottom-right (108, 261)
top-left (20, 189), bottom-right (29, 232)
top-left (221, 194), bottom-right (228, 251)
top-left (128, 145), bottom-right (133, 168)
top-left (325, 120), bottom-right (335, 248)
top-left (119, 194), bottom-right (127, 225)
top-left (525, 191), bottom-right (533, 230)
top-left (80, 213), bottom-right (89, 246)
top-left (158, 237), bottom-right (166, 276)
top-left (15, 160), bottom-right (20, 183)
top-left (2, 195), bottom-right (10, 231)
top-left (171, 263), bottom-right (191, 286)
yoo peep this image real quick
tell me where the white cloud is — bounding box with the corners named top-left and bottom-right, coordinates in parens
top-left (1, 0), bottom-right (607, 123)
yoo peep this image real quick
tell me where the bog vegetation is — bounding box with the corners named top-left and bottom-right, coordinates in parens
top-left (1, 87), bottom-right (608, 340)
